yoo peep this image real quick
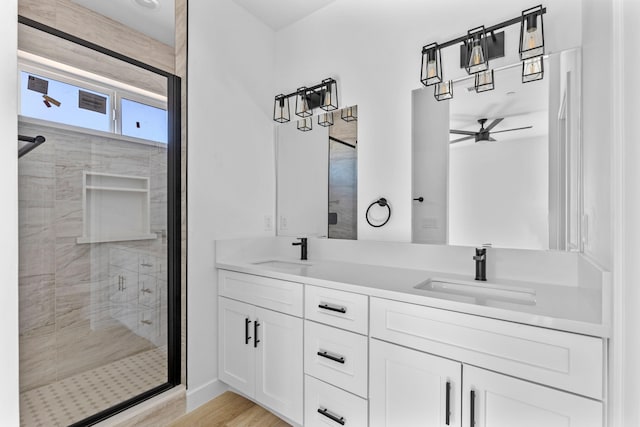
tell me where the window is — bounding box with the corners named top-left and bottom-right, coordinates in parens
top-left (19, 56), bottom-right (167, 143)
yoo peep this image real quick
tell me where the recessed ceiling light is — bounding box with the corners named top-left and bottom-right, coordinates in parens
top-left (133, 0), bottom-right (160, 10)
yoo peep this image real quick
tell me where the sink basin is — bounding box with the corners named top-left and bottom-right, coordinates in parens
top-left (253, 260), bottom-right (313, 270)
top-left (414, 277), bottom-right (537, 305)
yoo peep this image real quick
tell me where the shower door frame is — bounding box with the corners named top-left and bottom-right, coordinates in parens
top-left (17, 15), bottom-right (182, 426)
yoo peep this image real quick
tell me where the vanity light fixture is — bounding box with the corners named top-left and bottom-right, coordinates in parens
top-left (318, 111), bottom-right (334, 127)
top-left (519, 5), bottom-right (545, 60)
top-left (475, 70), bottom-right (495, 92)
top-left (320, 78), bottom-right (339, 111)
top-left (297, 117), bottom-right (313, 132)
top-left (273, 94), bottom-right (290, 123)
top-left (522, 56), bottom-right (544, 82)
top-left (420, 43), bottom-right (442, 87)
top-left (341, 106), bottom-right (358, 122)
top-left (295, 87), bottom-right (312, 118)
top-left (465, 26), bottom-right (490, 74)
top-left (434, 80), bottom-right (453, 101)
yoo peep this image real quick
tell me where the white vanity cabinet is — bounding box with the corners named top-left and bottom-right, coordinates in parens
top-left (218, 270), bottom-right (303, 425)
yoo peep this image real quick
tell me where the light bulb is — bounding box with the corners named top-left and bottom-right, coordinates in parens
top-left (324, 91), bottom-right (331, 107)
top-left (427, 60), bottom-right (437, 79)
top-left (469, 43), bottom-right (484, 67)
top-left (440, 83), bottom-right (449, 95)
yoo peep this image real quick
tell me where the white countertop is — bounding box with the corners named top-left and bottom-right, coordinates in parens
top-left (216, 258), bottom-right (610, 338)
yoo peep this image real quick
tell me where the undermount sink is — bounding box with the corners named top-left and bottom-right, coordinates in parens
top-left (414, 277), bottom-right (537, 305)
top-left (253, 260), bottom-right (313, 270)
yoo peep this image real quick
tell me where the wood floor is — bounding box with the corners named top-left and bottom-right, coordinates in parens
top-left (169, 391), bottom-right (291, 427)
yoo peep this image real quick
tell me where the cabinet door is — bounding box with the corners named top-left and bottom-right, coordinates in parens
top-left (254, 307), bottom-right (303, 425)
top-left (218, 297), bottom-right (255, 397)
top-left (463, 365), bottom-right (603, 427)
top-left (370, 339), bottom-right (462, 427)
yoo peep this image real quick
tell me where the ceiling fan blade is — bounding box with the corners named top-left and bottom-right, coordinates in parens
top-left (449, 129), bottom-right (477, 136)
top-left (450, 136), bottom-right (475, 144)
top-left (484, 118), bottom-right (504, 132)
top-left (490, 125), bottom-right (533, 134)
top-left (488, 137), bottom-right (497, 142)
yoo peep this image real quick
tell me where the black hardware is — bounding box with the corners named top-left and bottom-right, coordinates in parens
top-left (366, 198), bottom-right (392, 228)
top-left (245, 318), bottom-right (251, 345)
top-left (474, 248), bottom-right (487, 281)
top-left (317, 350), bottom-right (345, 364)
top-left (446, 381), bottom-right (451, 425)
top-left (318, 408), bottom-right (346, 425)
top-left (413, 197), bottom-right (424, 202)
top-left (470, 390), bottom-right (476, 427)
top-left (292, 237), bottom-right (308, 260)
top-left (329, 135), bottom-right (357, 149)
top-left (254, 321), bottom-right (260, 348)
top-left (318, 303), bottom-right (347, 314)
top-left (18, 134), bottom-right (46, 158)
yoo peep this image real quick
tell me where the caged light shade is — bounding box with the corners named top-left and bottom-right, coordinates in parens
top-left (420, 43), bottom-right (443, 87)
top-left (318, 111), bottom-right (334, 127)
top-left (520, 5), bottom-right (545, 60)
top-left (522, 56), bottom-right (544, 83)
top-left (475, 70), bottom-right (495, 93)
top-left (297, 117), bottom-right (313, 132)
top-left (295, 87), bottom-right (313, 118)
top-left (320, 78), bottom-right (339, 111)
top-left (465, 26), bottom-right (489, 74)
top-left (273, 94), bottom-right (290, 123)
top-left (341, 105), bottom-right (357, 122)
top-left (434, 80), bottom-right (453, 101)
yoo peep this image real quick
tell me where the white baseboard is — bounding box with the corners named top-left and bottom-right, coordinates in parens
top-left (186, 379), bottom-right (228, 412)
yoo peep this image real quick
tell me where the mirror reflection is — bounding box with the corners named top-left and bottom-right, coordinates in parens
top-left (412, 48), bottom-right (582, 250)
top-left (276, 106), bottom-right (358, 239)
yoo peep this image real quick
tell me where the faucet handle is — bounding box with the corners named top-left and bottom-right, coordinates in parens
top-left (473, 247), bottom-right (487, 260)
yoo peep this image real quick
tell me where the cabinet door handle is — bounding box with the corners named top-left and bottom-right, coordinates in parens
top-left (317, 407), bottom-right (345, 425)
top-left (470, 389), bottom-right (476, 427)
top-left (318, 303), bottom-right (347, 314)
top-left (317, 350), bottom-right (345, 364)
top-left (245, 318), bottom-right (251, 345)
top-left (254, 321), bottom-right (260, 348)
top-left (445, 381), bottom-right (451, 425)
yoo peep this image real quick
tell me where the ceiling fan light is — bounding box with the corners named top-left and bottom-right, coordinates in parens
top-left (475, 70), bottom-right (495, 93)
top-left (434, 80), bottom-right (453, 101)
top-left (522, 56), bottom-right (544, 83)
top-left (420, 43), bottom-right (443, 87)
top-left (519, 5), bottom-right (545, 60)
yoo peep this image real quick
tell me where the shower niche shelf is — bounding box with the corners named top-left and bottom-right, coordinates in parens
top-left (77, 171), bottom-right (157, 244)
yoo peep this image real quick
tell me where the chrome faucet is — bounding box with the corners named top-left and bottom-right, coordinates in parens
top-left (473, 247), bottom-right (487, 281)
top-left (292, 237), bottom-right (308, 260)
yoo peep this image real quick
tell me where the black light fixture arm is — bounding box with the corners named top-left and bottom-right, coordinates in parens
top-left (278, 78), bottom-right (337, 101)
top-left (423, 7), bottom-right (546, 51)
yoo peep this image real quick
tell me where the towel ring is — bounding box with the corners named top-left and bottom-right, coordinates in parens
top-left (366, 198), bottom-right (391, 228)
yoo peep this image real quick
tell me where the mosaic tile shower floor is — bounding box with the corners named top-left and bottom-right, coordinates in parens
top-left (20, 347), bottom-right (167, 427)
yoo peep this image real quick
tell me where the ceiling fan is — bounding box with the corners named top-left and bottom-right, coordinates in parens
top-left (450, 118), bottom-right (533, 143)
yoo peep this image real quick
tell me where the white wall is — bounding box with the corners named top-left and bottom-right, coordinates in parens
top-left (275, 0), bottom-right (582, 242)
top-left (187, 0), bottom-right (276, 409)
top-left (0, 0), bottom-right (19, 424)
top-left (582, 0), bottom-right (613, 270)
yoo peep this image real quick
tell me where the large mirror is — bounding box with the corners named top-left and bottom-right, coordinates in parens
top-left (412, 48), bottom-right (581, 250)
top-left (276, 106), bottom-right (358, 239)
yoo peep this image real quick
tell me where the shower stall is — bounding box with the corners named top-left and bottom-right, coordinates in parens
top-left (17, 17), bottom-right (180, 426)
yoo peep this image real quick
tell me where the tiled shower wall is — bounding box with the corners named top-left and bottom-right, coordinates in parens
top-left (18, 120), bottom-right (168, 393)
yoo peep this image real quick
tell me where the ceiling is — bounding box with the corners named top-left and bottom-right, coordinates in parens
top-left (232, 0), bottom-right (336, 31)
top-left (71, 0), bottom-right (175, 47)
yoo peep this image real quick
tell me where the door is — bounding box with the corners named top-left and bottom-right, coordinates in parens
top-left (218, 297), bottom-right (255, 397)
top-left (370, 339), bottom-right (462, 427)
top-left (463, 365), bottom-right (602, 427)
top-left (254, 306), bottom-right (303, 424)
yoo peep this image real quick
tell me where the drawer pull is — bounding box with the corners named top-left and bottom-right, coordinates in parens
top-left (317, 407), bottom-right (345, 425)
top-left (445, 381), bottom-right (451, 425)
top-left (317, 350), bottom-right (345, 364)
top-left (319, 303), bottom-right (347, 314)
top-left (245, 318), bottom-right (251, 345)
top-left (254, 321), bottom-right (260, 348)
top-left (470, 389), bottom-right (476, 427)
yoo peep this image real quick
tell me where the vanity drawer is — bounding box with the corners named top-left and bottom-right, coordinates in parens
top-left (218, 270), bottom-right (303, 317)
top-left (370, 297), bottom-right (604, 400)
top-left (305, 375), bottom-right (368, 427)
top-left (305, 320), bottom-right (368, 398)
top-left (305, 285), bottom-right (368, 334)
